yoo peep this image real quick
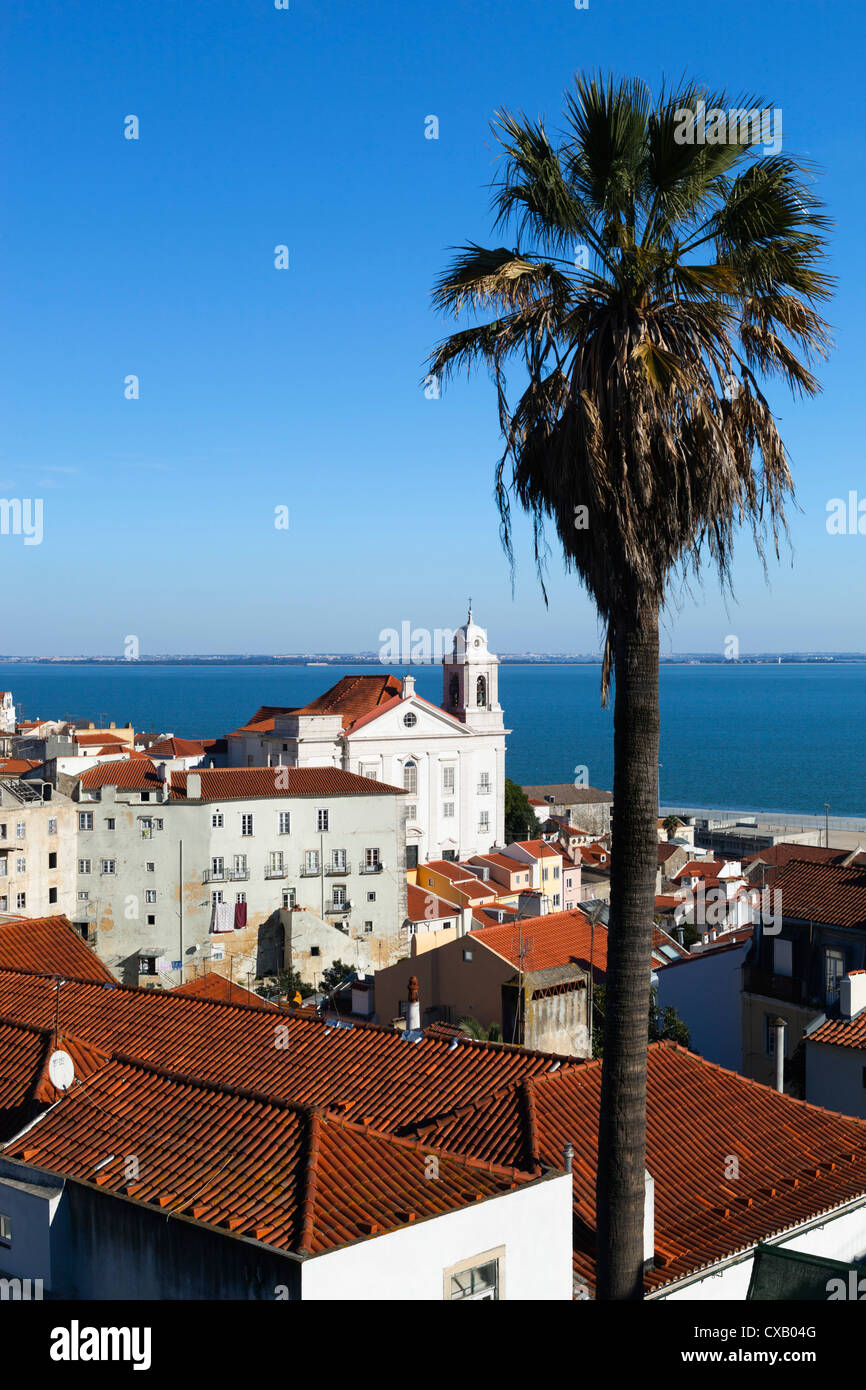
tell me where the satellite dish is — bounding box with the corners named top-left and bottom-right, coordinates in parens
top-left (48, 1049), bottom-right (75, 1091)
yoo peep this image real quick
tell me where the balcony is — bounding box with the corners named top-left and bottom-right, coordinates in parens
top-left (477, 783), bottom-right (491, 795)
top-left (203, 868), bottom-right (226, 884)
top-left (264, 865), bottom-right (288, 880)
top-left (228, 868), bottom-right (249, 881)
top-left (325, 859), bottom-right (350, 876)
top-left (743, 965), bottom-right (808, 1007)
top-left (358, 861), bottom-right (383, 875)
top-left (299, 862), bottom-right (321, 877)
top-left (325, 899), bottom-right (352, 914)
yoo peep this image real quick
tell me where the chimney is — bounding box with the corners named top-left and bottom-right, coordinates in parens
top-left (563, 1142), bottom-right (574, 1174)
top-left (407, 976), bottom-right (421, 1032)
top-left (460, 905), bottom-right (473, 938)
top-left (773, 1017), bottom-right (787, 1093)
top-left (643, 1170), bottom-right (655, 1269)
top-left (401, 674), bottom-right (415, 699)
top-left (186, 772), bottom-right (201, 801)
top-left (840, 971), bottom-right (866, 1020)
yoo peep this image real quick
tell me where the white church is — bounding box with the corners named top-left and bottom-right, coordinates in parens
top-left (228, 611), bottom-right (507, 864)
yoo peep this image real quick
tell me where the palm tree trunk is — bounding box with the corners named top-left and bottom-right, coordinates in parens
top-left (595, 601), bottom-right (660, 1299)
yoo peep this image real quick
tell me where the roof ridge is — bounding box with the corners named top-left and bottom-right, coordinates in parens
top-left (297, 1107), bottom-right (322, 1254)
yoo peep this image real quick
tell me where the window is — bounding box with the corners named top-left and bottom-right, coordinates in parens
top-left (211, 856), bottom-right (225, 880)
top-left (542, 867), bottom-right (549, 882)
top-left (77, 890), bottom-right (89, 902)
top-left (403, 762), bottom-right (417, 794)
top-left (16, 822), bottom-right (25, 840)
top-left (361, 765), bottom-right (378, 780)
top-left (78, 858), bottom-right (91, 874)
top-left (0, 1213), bottom-right (11, 1246)
top-left (211, 890), bottom-right (224, 905)
top-left (153, 818), bottom-right (163, 831)
top-left (478, 773), bottom-right (490, 793)
top-left (479, 811), bottom-right (489, 832)
top-left (553, 865), bottom-right (560, 880)
top-left (212, 943), bottom-right (225, 961)
top-left (49, 887), bottom-right (58, 904)
top-left (0, 824), bottom-right (5, 840)
top-left (443, 802), bottom-right (455, 818)
top-left (773, 938), bottom-right (793, 978)
top-left (825, 949), bottom-right (845, 1007)
top-left (146, 914), bottom-right (155, 926)
top-left (105, 818), bottom-right (115, 831)
top-left (212, 811), bottom-right (223, 828)
top-left (48, 851), bottom-right (57, 869)
top-left (282, 889), bottom-right (297, 910)
top-left (145, 890), bottom-right (156, 904)
top-left (310, 946), bottom-right (320, 958)
top-left (405, 803), bottom-right (417, 821)
top-left (364, 921), bottom-right (374, 933)
top-left (233, 854), bottom-right (247, 877)
top-left (268, 851), bottom-right (285, 874)
top-left (241, 814), bottom-right (254, 837)
top-left (331, 848), bottom-right (347, 873)
top-left (0, 857), bottom-right (6, 877)
top-left (364, 848), bottom-right (380, 872)
top-left (333, 886), bottom-right (347, 907)
top-left (146, 861), bottom-right (155, 873)
top-left (403, 712), bottom-right (417, 728)
top-left (552, 893), bottom-right (561, 908)
top-left (476, 675), bottom-right (487, 708)
top-left (140, 817), bottom-right (154, 840)
top-left (48, 818), bottom-right (57, 835)
top-left (463, 949), bottom-right (473, 962)
top-left (278, 811), bottom-right (291, 834)
top-left (446, 1252), bottom-right (501, 1301)
top-left (442, 765), bottom-right (455, 793)
top-left (317, 809), bottom-right (329, 832)
top-left (236, 891), bottom-right (246, 904)
top-left (16, 893), bottom-right (26, 910)
top-left (406, 845), bottom-right (418, 870)
top-left (304, 849), bottom-right (320, 874)
top-left (367, 892), bottom-right (376, 902)
top-left (16, 857), bottom-right (26, 873)
top-left (100, 859), bottom-right (116, 875)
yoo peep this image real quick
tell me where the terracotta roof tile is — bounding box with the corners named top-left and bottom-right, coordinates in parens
top-left (0, 916), bottom-right (116, 983)
top-left (772, 859), bottom-right (866, 929)
top-left (170, 767), bottom-right (404, 800)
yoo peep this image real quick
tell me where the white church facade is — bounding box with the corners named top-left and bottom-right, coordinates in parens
top-left (228, 612), bottom-right (508, 864)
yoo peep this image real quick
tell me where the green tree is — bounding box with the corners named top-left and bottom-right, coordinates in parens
top-left (319, 959), bottom-right (353, 996)
top-left (592, 984), bottom-right (691, 1057)
top-left (662, 815), bottom-right (681, 839)
top-left (429, 74), bottom-right (830, 1298)
top-left (504, 777), bottom-right (537, 843)
top-left (264, 966), bottom-right (313, 1005)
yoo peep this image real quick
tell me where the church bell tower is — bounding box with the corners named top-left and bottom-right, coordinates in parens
top-left (442, 609), bottom-right (504, 734)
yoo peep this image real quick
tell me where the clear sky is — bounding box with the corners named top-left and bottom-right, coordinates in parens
top-left (1, 0), bottom-right (863, 656)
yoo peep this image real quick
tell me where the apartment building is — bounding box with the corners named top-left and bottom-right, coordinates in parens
top-left (0, 781), bottom-right (77, 919)
top-left (71, 760), bottom-right (407, 988)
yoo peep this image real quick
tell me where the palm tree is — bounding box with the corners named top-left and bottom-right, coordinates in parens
top-left (458, 1016), bottom-right (503, 1042)
top-left (428, 74), bottom-right (831, 1299)
top-left (662, 814), bottom-right (681, 839)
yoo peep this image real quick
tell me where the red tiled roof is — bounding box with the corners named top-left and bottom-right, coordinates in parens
top-left (472, 853), bottom-right (529, 875)
top-left (406, 883), bottom-right (460, 923)
top-left (511, 840), bottom-right (560, 858)
top-left (79, 762), bottom-right (403, 800)
top-left (3, 1055), bottom-right (533, 1255)
top-left (232, 675), bottom-right (405, 738)
top-left (810, 1004), bottom-right (866, 1050)
top-left (471, 909), bottom-right (608, 980)
top-left (658, 842), bottom-right (685, 864)
top-left (0, 759), bottom-right (41, 775)
top-left (75, 732), bottom-right (129, 748)
top-left (146, 736), bottom-right (209, 758)
top-left (673, 859), bottom-right (725, 881)
top-left (0, 916), bottom-right (116, 983)
top-left (0, 970), bottom-right (572, 1126)
top-left (171, 767), bottom-right (404, 800)
top-left (408, 1041), bottom-right (866, 1294)
top-left (79, 759), bottom-right (162, 790)
top-left (771, 859), bottom-right (866, 930)
top-left (0, 1017), bottom-right (110, 1138)
top-left (171, 974), bottom-right (278, 1009)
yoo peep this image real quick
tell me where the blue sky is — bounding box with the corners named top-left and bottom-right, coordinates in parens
top-left (1, 0), bottom-right (863, 655)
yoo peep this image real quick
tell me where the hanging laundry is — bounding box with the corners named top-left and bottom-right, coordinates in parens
top-left (211, 901), bottom-right (234, 933)
top-left (234, 901), bottom-right (247, 930)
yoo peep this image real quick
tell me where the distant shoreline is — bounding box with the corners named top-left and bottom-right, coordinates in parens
top-left (2, 656), bottom-right (866, 668)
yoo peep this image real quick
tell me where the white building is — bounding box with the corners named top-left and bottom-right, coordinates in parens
top-left (0, 780), bottom-right (77, 919)
top-left (71, 761), bottom-right (408, 988)
top-left (0, 692), bottom-right (15, 735)
top-left (228, 610), bottom-right (508, 865)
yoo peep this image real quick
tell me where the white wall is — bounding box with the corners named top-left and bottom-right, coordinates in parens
top-left (656, 943), bottom-right (749, 1071)
top-left (806, 1040), bottom-right (866, 1119)
top-left (300, 1172), bottom-right (573, 1301)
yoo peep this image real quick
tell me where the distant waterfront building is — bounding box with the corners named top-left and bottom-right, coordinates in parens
top-left (228, 610), bottom-right (507, 864)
